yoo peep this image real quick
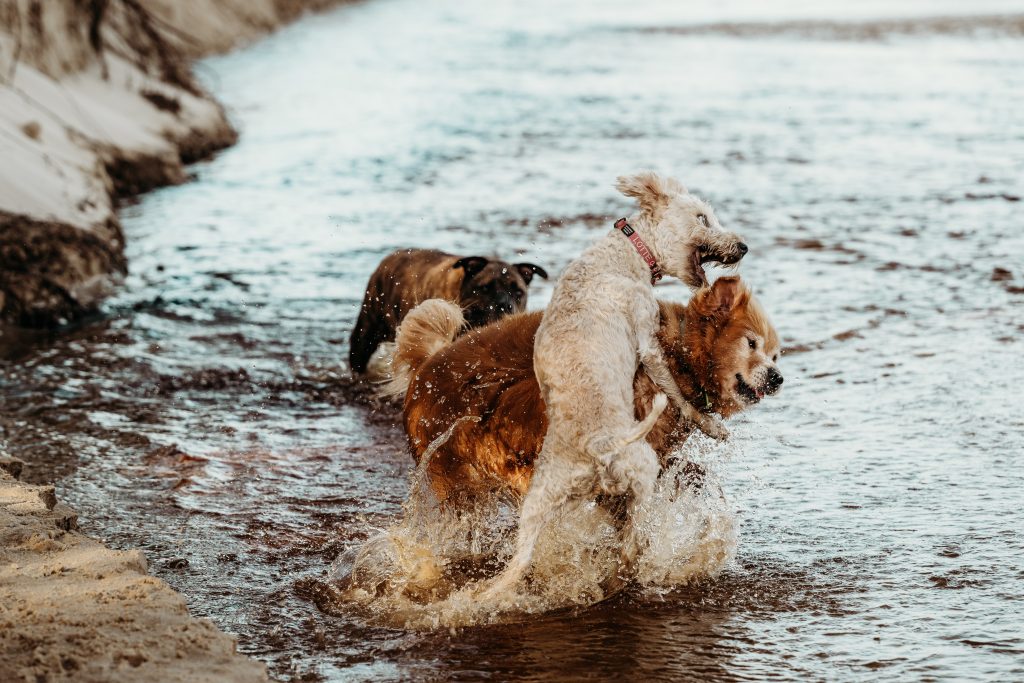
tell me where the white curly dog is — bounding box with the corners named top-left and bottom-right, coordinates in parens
top-left (480, 171), bottom-right (748, 600)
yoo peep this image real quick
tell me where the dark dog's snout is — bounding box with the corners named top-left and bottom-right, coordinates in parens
top-left (496, 291), bottom-right (518, 314)
top-left (766, 367), bottom-right (784, 394)
top-left (736, 242), bottom-right (749, 256)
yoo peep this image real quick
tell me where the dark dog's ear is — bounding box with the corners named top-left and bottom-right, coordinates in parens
top-left (705, 276), bottom-right (744, 316)
top-left (453, 256), bottom-right (489, 278)
top-left (514, 263), bottom-right (548, 285)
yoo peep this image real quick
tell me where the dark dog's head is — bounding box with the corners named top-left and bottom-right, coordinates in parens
top-left (453, 256), bottom-right (548, 327)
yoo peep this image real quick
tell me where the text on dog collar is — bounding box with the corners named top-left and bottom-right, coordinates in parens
top-left (615, 218), bottom-right (663, 284)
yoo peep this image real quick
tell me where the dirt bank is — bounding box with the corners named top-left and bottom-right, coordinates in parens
top-left (0, 455), bottom-right (268, 682)
top-left (0, 0), bottom-right (338, 327)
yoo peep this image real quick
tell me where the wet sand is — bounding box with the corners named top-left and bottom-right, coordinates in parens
top-left (1, 0), bottom-right (1023, 680)
top-left (0, 456), bottom-right (267, 682)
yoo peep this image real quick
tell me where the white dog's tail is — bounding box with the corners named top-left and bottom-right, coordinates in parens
top-left (378, 299), bottom-right (464, 400)
top-left (586, 392), bottom-right (669, 463)
top-left (620, 392), bottom-right (668, 447)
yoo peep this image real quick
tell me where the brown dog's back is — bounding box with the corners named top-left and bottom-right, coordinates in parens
top-left (404, 309), bottom-right (682, 503)
top-left (406, 312), bottom-right (544, 502)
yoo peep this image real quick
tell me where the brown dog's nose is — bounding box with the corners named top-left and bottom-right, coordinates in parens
top-left (737, 242), bottom-right (749, 256)
top-left (766, 367), bottom-right (783, 393)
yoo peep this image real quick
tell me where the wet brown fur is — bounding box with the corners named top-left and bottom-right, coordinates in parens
top-left (403, 277), bottom-right (779, 504)
top-left (348, 248), bottom-right (546, 374)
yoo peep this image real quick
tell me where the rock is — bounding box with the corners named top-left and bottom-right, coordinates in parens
top-left (0, 454), bottom-right (25, 479)
top-left (0, 482), bottom-right (57, 513)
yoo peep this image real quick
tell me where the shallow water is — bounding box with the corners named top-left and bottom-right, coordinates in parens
top-left (3, 0), bottom-right (1024, 679)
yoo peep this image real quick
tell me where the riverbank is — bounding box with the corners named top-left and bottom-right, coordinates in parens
top-left (0, 2), bottom-right (342, 680)
top-left (0, 0), bottom-right (338, 326)
top-left (0, 454), bottom-right (269, 682)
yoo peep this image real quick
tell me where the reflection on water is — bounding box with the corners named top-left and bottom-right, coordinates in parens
top-left (2, 0), bottom-right (1023, 679)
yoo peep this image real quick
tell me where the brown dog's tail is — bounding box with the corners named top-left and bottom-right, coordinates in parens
top-left (378, 299), bottom-right (465, 400)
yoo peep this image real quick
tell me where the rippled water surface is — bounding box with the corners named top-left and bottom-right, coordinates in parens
top-left (3, 0), bottom-right (1024, 680)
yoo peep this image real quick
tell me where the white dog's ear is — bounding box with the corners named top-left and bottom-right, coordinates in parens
top-left (662, 176), bottom-right (687, 195)
top-left (615, 172), bottom-right (687, 216)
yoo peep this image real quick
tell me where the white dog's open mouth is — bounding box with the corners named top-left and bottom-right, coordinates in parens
top-left (689, 248), bottom-right (711, 287)
top-left (690, 247), bottom-right (742, 288)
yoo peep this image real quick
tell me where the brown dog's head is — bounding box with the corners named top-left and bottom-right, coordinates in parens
top-left (679, 276), bottom-right (782, 418)
top-left (453, 256), bottom-right (548, 328)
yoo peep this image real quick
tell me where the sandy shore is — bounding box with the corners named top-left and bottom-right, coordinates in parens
top-left (0, 456), bottom-right (268, 682)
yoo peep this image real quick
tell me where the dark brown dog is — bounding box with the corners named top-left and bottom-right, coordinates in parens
top-left (386, 276), bottom-right (782, 504)
top-left (348, 248), bottom-right (547, 375)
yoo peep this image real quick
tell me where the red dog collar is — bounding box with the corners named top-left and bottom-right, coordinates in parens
top-left (615, 218), bottom-right (663, 284)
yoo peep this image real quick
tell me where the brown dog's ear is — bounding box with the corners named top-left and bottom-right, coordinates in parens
top-left (453, 256), bottom-right (489, 278)
top-left (514, 263), bottom-right (548, 285)
top-left (704, 276), bottom-right (744, 317)
top-left (615, 171), bottom-right (687, 217)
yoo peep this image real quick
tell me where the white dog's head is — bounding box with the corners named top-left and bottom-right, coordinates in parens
top-left (616, 171), bottom-right (747, 289)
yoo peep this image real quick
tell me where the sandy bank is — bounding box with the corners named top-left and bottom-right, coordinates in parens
top-left (0, 0), bottom-right (337, 326)
top-left (0, 455), bottom-right (268, 682)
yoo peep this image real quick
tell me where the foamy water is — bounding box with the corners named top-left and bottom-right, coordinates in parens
top-left (2, 0), bottom-right (1023, 679)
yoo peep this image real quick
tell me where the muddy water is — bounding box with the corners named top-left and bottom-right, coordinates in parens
top-left (3, 0), bottom-right (1024, 679)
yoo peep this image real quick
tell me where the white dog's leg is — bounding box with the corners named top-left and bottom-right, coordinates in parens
top-left (613, 441), bottom-right (661, 565)
top-left (588, 392), bottom-right (668, 495)
top-left (639, 341), bottom-right (729, 441)
top-left (479, 448), bottom-right (591, 600)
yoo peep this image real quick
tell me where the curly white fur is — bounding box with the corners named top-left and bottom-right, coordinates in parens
top-left (480, 172), bottom-right (746, 599)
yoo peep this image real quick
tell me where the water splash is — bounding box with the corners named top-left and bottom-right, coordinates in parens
top-left (328, 435), bottom-right (738, 628)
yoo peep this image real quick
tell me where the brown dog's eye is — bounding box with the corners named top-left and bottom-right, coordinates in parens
top-left (697, 213), bottom-right (709, 227)
top-left (748, 338), bottom-right (757, 350)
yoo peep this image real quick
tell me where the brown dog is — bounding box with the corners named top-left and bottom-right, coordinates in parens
top-left (348, 248), bottom-right (547, 375)
top-left (386, 276), bottom-right (782, 504)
